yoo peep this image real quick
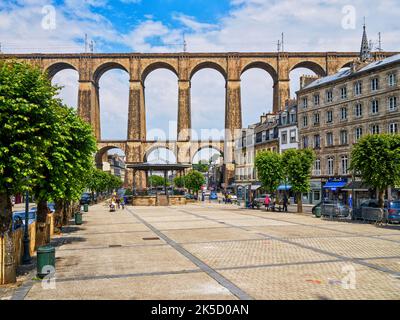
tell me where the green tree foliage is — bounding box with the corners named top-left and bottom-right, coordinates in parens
top-left (148, 175), bottom-right (168, 187)
top-left (282, 149), bottom-right (315, 213)
top-left (173, 176), bottom-right (185, 188)
top-left (184, 170), bottom-right (205, 194)
top-left (0, 60), bottom-right (61, 233)
top-left (192, 162), bottom-right (209, 172)
top-left (33, 106), bottom-right (96, 226)
top-left (255, 151), bottom-right (283, 194)
top-left (87, 168), bottom-right (123, 194)
top-left (350, 134), bottom-right (400, 208)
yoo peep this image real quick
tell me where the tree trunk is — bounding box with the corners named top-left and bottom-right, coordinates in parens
top-left (35, 199), bottom-right (50, 249)
top-left (0, 191), bottom-right (16, 284)
top-left (54, 199), bottom-right (63, 234)
top-left (378, 189), bottom-right (385, 209)
top-left (297, 192), bottom-right (303, 213)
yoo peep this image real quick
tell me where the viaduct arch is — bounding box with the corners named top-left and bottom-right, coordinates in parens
top-left (2, 51), bottom-right (396, 188)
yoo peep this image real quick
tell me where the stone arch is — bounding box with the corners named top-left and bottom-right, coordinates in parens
top-left (240, 61), bottom-right (278, 82)
top-left (189, 61), bottom-right (227, 80)
top-left (143, 144), bottom-right (177, 163)
top-left (93, 62), bottom-right (129, 83)
top-left (95, 144), bottom-right (126, 168)
top-left (141, 62), bottom-right (179, 83)
top-left (191, 144), bottom-right (224, 163)
top-left (290, 61), bottom-right (326, 77)
top-left (45, 62), bottom-right (78, 80)
top-left (341, 60), bottom-right (354, 69)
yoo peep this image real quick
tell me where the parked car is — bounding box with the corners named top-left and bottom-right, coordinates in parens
top-left (79, 193), bottom-right (92, 205)
top-left (254, 194), bottom-right (269, 206)
top-left (209, 192), bottom-right (218, 200)
top-left (312, 201), bottom-right (350, 218)
top-left (354, 199), bottom-right (400, 223)
top-left (12, 210), bottom-right (36, 230)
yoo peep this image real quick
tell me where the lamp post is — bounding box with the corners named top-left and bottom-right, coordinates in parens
top-left (22, 189), bottom-right (31, 265)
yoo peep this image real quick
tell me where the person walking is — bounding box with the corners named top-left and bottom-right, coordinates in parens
top-left (264, 194), bottom-right (271, 211)
top-left (116, 197), bottom-right (120, 209)
top-left (283, 194), bottom-right (288, 212)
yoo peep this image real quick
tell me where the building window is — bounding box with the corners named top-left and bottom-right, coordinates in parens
top-left (313, 94), bottom-right (320, 106)
top-left (340, 130), bottom-right (348, 145)
top-left (314, 159), bottom-right (321, 176)
top-left (290, 129), bottom-right (296, 143)
top-left (326, 90), bottom-right (333, 103)
top-left (389, 73), bottom-right (397, 87)
top-left (389, 96), bottom-right (397, 111)
top-left (314, 134), bottom-right (321, 149)
top-left (327, 157), bottom-right (334, 176)
top-left (341, 156), bottom-right (349, 175)
top-left (371, 99), bottom-right (379, 114)
top-left (262, 131), bottom-right (267, 141)
top-left (355, 103), bottom-right (363, 117)
top-left (354, 81), bottom-right (362, 95)
top-left (371, 124), bottom-right (380, 135)
top-left (340, 107), bottom-right (347, 120)
top-left (281, 131), bottom-right (287, 144)
top-left (326, 110), bottom-right (333, 123)
top-left (355, 127), bottom-right (363, 141)
top-left (340, 86), bottom-right (347, 99)
top-left (302, 136), bottom-right (309, 148)
top-left (389, 122), bottom-right (398, 134)
top-left (302, 97), bottom-right (308, 108)
top-left (281, 114), bottom-right (287, 125)
top-left (302, 115), bottom-right (308, 127)
top-left (313, 113), bottom-right (320, 125)
top-left (371, 77), bottom-right (379, 91)
top-left (290, 112), bottom-right (296, 123)
top-left (326, 132), bottom-right (333, 146)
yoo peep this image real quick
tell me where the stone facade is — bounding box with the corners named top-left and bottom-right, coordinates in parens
top-left (297, 54), bottom-right (400, 181)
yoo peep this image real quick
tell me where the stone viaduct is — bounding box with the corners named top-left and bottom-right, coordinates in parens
top-left (1, 51), bottom-right (395, 188)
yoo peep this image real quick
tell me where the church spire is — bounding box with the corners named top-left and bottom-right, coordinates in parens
top-left (360, 18), bottom-right (371, 61)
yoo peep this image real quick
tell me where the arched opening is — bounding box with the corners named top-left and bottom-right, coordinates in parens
top-left (339, 61), bottom-right (353, 72)
top-left (95, 147), bottom-right (126, 184)
top-left (51, 69), bottom-right (79, 110)
top-left (144, 69), bottom-right (178, 140)
top-left (98, 69), bottom-right (129, 140)
top-left (145, 147), bottom-right (177, 164)
top-left (192, 147), bottom-right (223, 190)
top-left (240, 65), bottom-right (275, 127)
top-left (191, 67), bottom-right (226, 141)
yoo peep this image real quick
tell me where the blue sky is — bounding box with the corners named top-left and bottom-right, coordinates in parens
top-left (1, 0), bottom-right (399, 161)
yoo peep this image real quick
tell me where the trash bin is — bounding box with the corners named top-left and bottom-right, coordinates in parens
top-left (37, 245), bottom-right (55, 279)
top-left (75, 212), bottom-right (83, 225)
top-left (83, 203), bottom-right (89, 212)
top-left (315, 207), bottom-right (321, 218)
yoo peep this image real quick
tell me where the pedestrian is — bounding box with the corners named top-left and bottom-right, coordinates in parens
top-left (283, 194), bottom-right (288, 212)
top-left (116, 197), bottom-right (120, 209)
top-left (120, 197), bottom-right (125, 210)
top-left (264, 194), bottom-right (271, 211)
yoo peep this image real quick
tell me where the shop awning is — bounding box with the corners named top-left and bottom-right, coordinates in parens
top-left (277, 184), bottom-right (291, 191)
top-left (251, 185), bottom-right (261, 190)
top-left (342, 181), bottom-right (371, 191)
top-left (323, 181), bottom-right (347, 190)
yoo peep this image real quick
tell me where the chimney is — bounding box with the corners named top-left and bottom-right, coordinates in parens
top-left (300, 75), bottom-right (319, 89)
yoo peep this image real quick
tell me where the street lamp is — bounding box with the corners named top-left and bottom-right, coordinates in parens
top-left (22, 189), bottom-right (31, 265)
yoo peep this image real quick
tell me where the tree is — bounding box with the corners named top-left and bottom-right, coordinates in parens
top-left (184, 170), bottom-right (205, 195)
top-left (255, 151), bottom-right (283, 194)
top-left (193, 162), bottom-right (209, 172)
top-left (350, 134), bottom-right (400, 208)
top-left (0, 60), bottom-right (61, 283)
top-left (173, 176), bottom-right (185, 188)
top-left (148, 175), bottom-right (168, 188)
top-left (33, 105), bottom-right (96, 242)
top-left (282, 148), bottom-right (315, 213)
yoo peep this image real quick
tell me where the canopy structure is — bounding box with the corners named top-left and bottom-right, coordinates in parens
top-left (323, 180), bottom-right (347, 190)
top-left (342, 181), bottom-right (371, 192)
top-left (277, 184), bottom-right (291, 191)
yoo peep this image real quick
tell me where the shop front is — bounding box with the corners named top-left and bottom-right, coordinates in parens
top-left (303, 180), bottom-right (322, 205)
top-left (322, 178), bottom-right (348, 204)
